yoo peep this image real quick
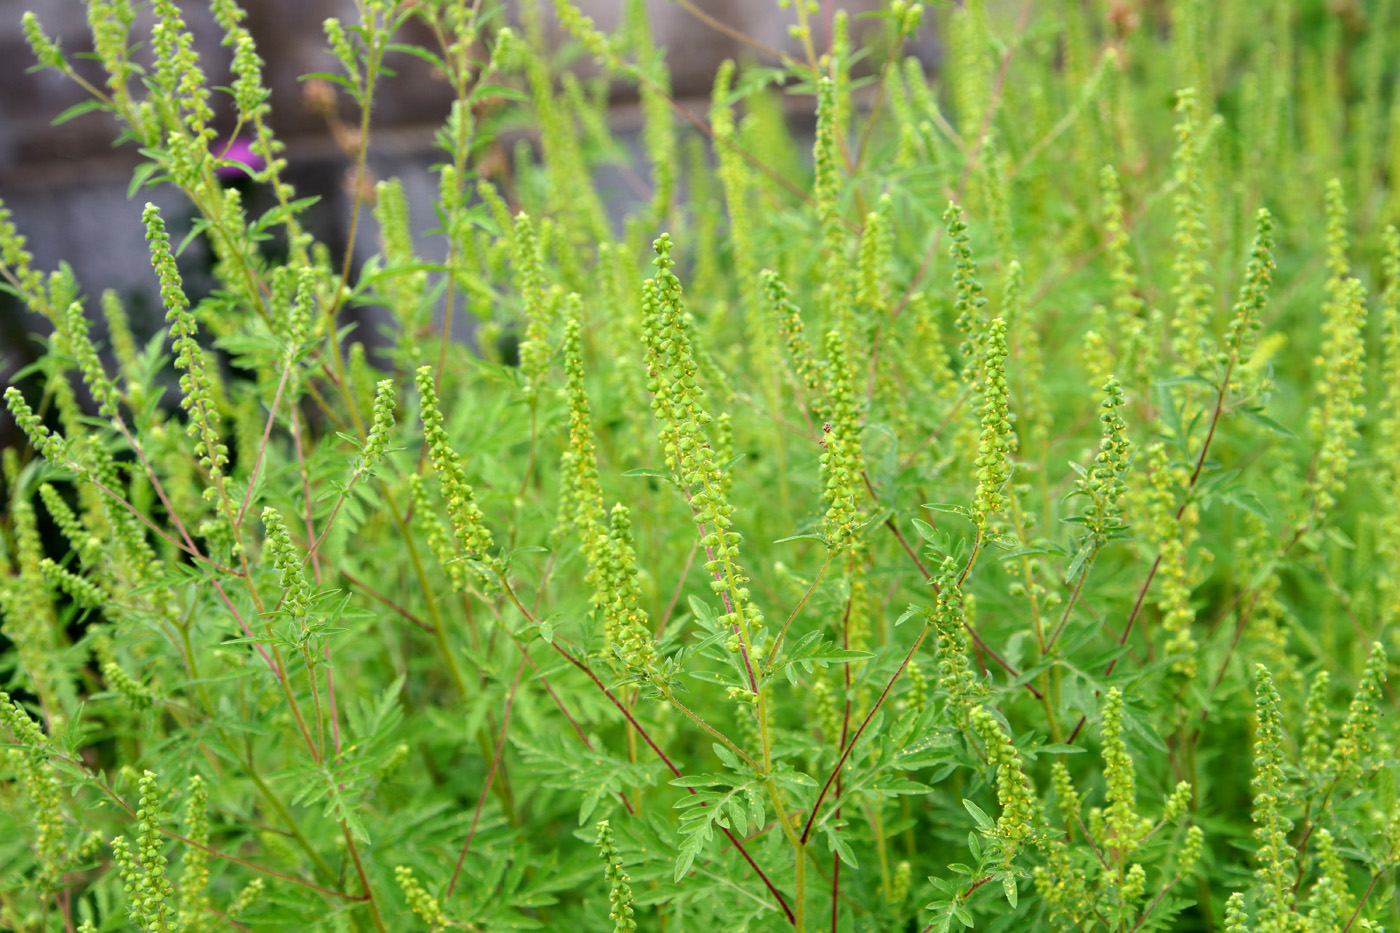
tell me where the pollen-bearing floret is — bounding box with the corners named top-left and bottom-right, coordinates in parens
top-left (417, 365), bottom-right (494, 563)
top-left (972, 317), bottom-right (1012, 533)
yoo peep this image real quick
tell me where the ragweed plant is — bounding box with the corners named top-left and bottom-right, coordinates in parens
top-left (2, 1), bottom-right (1400, 932)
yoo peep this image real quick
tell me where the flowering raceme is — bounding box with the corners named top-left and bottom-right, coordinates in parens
top-left (1, 2), bottom-right (1398, 932)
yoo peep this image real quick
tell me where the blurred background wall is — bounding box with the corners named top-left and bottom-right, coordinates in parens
top-left (0, 0), bottom-right (940, 407)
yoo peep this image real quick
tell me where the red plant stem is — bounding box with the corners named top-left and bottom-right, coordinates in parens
top-left (671, 0), bottom-right (796, 68)
top-left (830, 849), bottom-right (841, 932)
top-left (486, 587), bottom-right (630, 811)
top-left (447, 657), bottom-right (527, 898)
top-left (1124, 875), bottom-right (1188, 933)
top-left (1342, 863), bottom-right (1391, 933)
top-left (852, 30), bottom-right (910, 177)
top-left (324, 645), bottom-right (341, 755)
top-left (339, 568), bottom-right (436, 633)
top-left (289, 409), bottom-right (341, 757)
top-left (883, 512), bottom-right (931, 580)
top-left (207, 908), bottom-right (254, 933)
top-left (1198, 518), bottom-right (1318, 709)
top-left (173, 826), bottom-right (358, 900)
top-left (896, 387), bottom-right (974, 471)
top-left (859, 471), bottom-right (1041, 699)
top-left (531, 551), bottom-right (557, 617)
top-left (81, 470), bottom-right (238, 575)
top-left (830, 598), bottom-right (853, 933)
top-left (658, 538), bottom-right (699, 636)
top-left (1045, 546), bottom-right (1107, 649)
top-left (1066, 363), bottom-right (1235, 743)
top-left (514, 646), bottom-right (632, 815)
top-left (210, 577), bottom-right (281, 678)
top-left (106, 415), bottom-right (280, 687)
top-left (802, 623), bottom-right (930, 844)
top-left (920, 876), bottom-right (995, 933)
top-left (763, 552), bottom-right (834, 676)
top-left (550, 639), bottom-right (795, 924)
top-left (664, 95), bottom-right (812, 208)
top-left (302, 486), bottom-right (353, 566)
top-left (290, 410), bottom-right (321, 586)
top-left (894, 0), bottom-right (1037, 319)
top-left (1116, 368), bottom-right (1230, 665)
top-left (684, 487), bottom-right (760, 694)
top-left (516, 647), bottom-right (587, 747)
top-left (496, 563), bottom-right (788, 917)
top-left (235, 358), bottom-right (292, 527)
top-left (109, 417), bottom-right (221, 564)
top-left (37, 748), bottom-right (356, 900)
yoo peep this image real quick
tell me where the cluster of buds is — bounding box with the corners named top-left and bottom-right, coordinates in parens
top-left (819, 329), bottom-right (865, 547)
top-left (417, 366), bottom-right (494, 562)
top-left (111, 772), bottom-right (177, 931)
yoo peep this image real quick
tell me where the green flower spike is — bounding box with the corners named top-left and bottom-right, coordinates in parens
top-left (820, 329), bottom-right (865, 547)
top-left (395, 865), bottom-right (448, 931)
top-left (971, 705), bottom-right (1039, 858)
top-left (946, 201), bottom-right (989, 363)
top-left (1101, 689), bottom-right (1149, 856)
top-left (1325, 642), bottom-right (1387, 782)
top-left (112, 771), bottom-right (177, 932)
top-left (597, 504), bottom-right (656, 674)
top-left (145, 203), bottom-right (229, 505)
top-left (1169, 87), bottom-right (1210, 375)
top-left (177, 775), bottom-right (210, 927)
top-left (1251, 665), bottom-right (1297, 928)
top-left (596, 820), bottom-right (639, 932)
top-left (560, 304), bottom-right (606, 560)
top-left (417, 366), bottom-right (494, 561)
top-left (262, 507), bottom-right (311, 624)
top-left (972, 317), bottom-right (1012, 532)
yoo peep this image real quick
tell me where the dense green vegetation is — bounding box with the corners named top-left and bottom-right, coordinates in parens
top-left (2, 1), bottom-right (1399, 931)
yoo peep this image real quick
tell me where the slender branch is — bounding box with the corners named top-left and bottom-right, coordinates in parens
top-left (920, 875), bottom-right (996, 933)
top-left (341, 822), bottom-right (388, 932)
top-left (339, 567), bottom-right (436, 633)
top-left (859, 472), bottom-right (1040, 699)
top-left (884, 512), bottom-right (931, 580)
top-left (1065, 362), bottom-right (1236, 742)
top-left (658, 539), bottom-right (699, 636)
top-left (1124, 873), bottom-right (1190, 933)
top-left (107, 416), bottom-right (219, 564)
top-left (302, 468), bottom-right (367, 565)
top-left (235, 358), bottom-right (293, 527)
top-left (497, 579), bottom-right (793, 924)
top-left (552, 638), bottom-right (796, 924)
top-left (1007, 49), bottom-right (1115, 178)
top-left (897, 386), bottom-right (974, 471)
top-left (667, 693), bottom-right (764, 773)
top-left (514, 645), bottom-right (631, 814)
top-left (802, 623), bottom-right (931, 844)
top-left (672, 0), bottom-right (798, 67)
top-left (1045, 546), bottom-right (1103, 649)
top-left (209, 577), bottom-right (281, 678)
top-left (860, 471), bottom-right (931, 582)
top-left (1341, 859), bottom-right (1392, 933)
top-left (763, 551), bottom-right (835, 676)
top-left (684, 488), bottom-right (760, 694)
top-left (448, 657), bottom-right (527, 898)
top-left (893, 0), bottom-right (1038, 319)
top-left (35, 749), bottom-right (356, 900)
top-left (851, 25), bottom-right (910, 177)
top-left (204, 907), bottom-right (254, 933)
top-left (81, 471), bottom-right (239, 576)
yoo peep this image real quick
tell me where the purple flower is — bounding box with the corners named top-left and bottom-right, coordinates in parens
top-left (214, 137), bottom-right (266, 180)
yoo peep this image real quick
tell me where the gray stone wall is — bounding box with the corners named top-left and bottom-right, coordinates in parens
top-left (0, 0), bottom-right (937, 385)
